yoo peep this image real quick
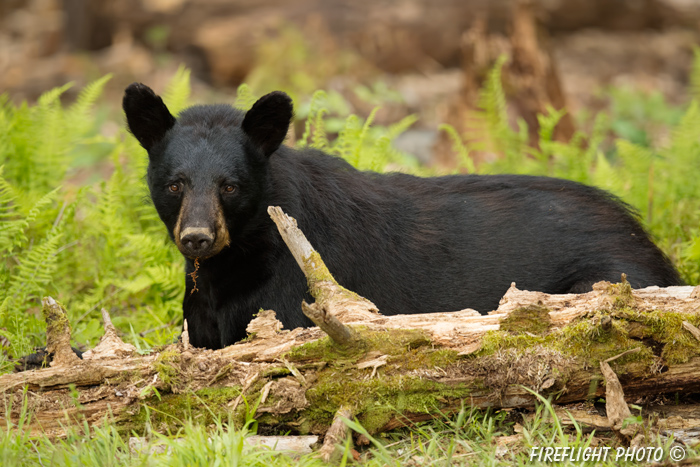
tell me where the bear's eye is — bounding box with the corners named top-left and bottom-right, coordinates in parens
top-left (169, 183), bottom-right (181, 193)
top-left (223, 185), bottom-right (236, 194)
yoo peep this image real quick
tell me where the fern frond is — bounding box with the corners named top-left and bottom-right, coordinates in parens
top-left (351, 107), bottom-right (379, 168)
top-left (585, 113), bottom-right (609, 162)
top-left (332, 114), bottom-right (362, 162)
top-left (66, 74), bottom-right (112, 133)
top-left (616, 139), bottom-right (653, 172)
top-left (311, 108), bottom-right (329, 150)
top-left (299, 90), bottom-right (327, 148)
top-left (0, 166), bottom-right (17, 220)
top-left (0, 173), bottom-right (23, 258)
top-left (29, 83), bottom-right (77, 190)
top-left (0, 101), bottom-right (11, 163)
top-left (6, 229), bottom-right (63, 309)
top-left (163, 65), bottom-right (191, 115)
top-left (2, 186), bottom-right (61, 260)
top-left (466, 55), bottom-right (530, 169)
top-left (439, 124), bottom-right (475, 173)
top-left (369, 135), bottom-right (392, 172)
top-left (670, 100), bottom-right (700, 158)
top-left (690, 46), bottom-right (700, 103)
top-left (537, 106), bottom-right (566, 144)
top-left (591, 151), bottom-right (623, 196)
top-left (24, 187), bottom-right (60, 224)
top-left (37, 83), bottom-right (73, 107)
top-left (385, 114), bottom-right (418, 141)
top-left (234, 84), bottom-right (258, 111)
top-left (477, 55), bottom-right (509, 138)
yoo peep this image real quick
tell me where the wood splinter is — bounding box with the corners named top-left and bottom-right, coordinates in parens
top-left (181, 319), bottom-right (191, 351)
top-left (600, 348), bottom-right (643, 442)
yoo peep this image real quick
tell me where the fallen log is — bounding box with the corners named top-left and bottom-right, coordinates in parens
top-left (1, 207), bottom-right (700, 443)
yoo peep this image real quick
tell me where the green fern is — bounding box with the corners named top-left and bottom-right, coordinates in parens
top-left (234, 84), bottom-right (258, 111)
top-left (162, 65), bottom-right (191, 115)
top-left (478, 55), bottom-right (509, 137)
top-left (332, 114), bottom-right (362, 162)
top-left (438, 124), bottom-right (475, 173)
top-left (385, 114), bottom-right (419, 141)
top-left (351, 107), bottom-right (379, 168)
top-left (0, 166), bottom-right (19, 234)
top-left (369, 135), bottom-right (393, 172)
top-left (0, 213), bottom-right (65, 356)
top-left (1, 76), bottom-right (111, 195)
top-left (299, 90), bottom-right (328, 148)
top-left (66, 74), bottom-right (112, 134)
top-left (5, 229), bottom-right (63, 307)
top-left (462, 55), bottom-right (529, 172)
top-left (691, 46), bottom-right (700, 102)
top-left (311, 106), bottom-right (329, 150)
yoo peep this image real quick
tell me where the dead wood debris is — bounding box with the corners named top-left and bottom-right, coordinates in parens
top-left (600, 351), bottom-right (638, 442)
top-left (42, 297), bottom-right (81, 368)
top-left (683, 321), bottom-right (700, 342)
top-left (128, 435), bottom-right (319, 456)
top-left (319, 405), bottom-right (354, 463)
top-left (82, 308), bottom-right (137, 360)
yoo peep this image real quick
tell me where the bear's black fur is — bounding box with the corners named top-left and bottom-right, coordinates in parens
top-left (123, 84), bottom-right (684, 350)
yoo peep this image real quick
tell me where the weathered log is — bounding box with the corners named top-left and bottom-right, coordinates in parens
top-left (1, 207), bottom-right (700, 443)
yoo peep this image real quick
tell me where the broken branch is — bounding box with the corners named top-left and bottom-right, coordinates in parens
top-left (268, 205), bottom-right (376, 344)
top-left (319, 405), bottom-right (354, 462)
top-left (42, 297), bottom-right (80, 367)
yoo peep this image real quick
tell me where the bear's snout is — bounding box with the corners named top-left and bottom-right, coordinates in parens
top-left (180, 227), bottom-right (215, 257)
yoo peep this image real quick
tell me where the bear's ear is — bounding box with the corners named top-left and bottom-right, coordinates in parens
top-left (123, 83), bottom-right (176, 151)
top-left (241, 91), bottom-right (293, 157)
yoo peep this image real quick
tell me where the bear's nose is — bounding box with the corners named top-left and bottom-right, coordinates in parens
top-left (180, 227), bottom-right (214, 254)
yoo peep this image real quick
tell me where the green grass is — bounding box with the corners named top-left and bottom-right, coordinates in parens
top-left (2, 393), bottom-right (694, 466)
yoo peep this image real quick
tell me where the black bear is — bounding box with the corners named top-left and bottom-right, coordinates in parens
top-left (123, 84), bottom-right (683, 350)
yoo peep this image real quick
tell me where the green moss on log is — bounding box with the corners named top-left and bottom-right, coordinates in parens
top-left (285, 328), bottom-right (462, 433)
top-left (476, 300), bottom-right (700, 379)
top-left (500, 304), bottom-right (552, 335)
top-left (119, 386), bottom-right (243, 436)
top-left (287, 328), bottom-right (437, 363)
top-left (302, 251), bottom-right (366, 302)
top-left (306, 369), bottom-right (469, 433)
top-left (153, 348), bottom-right (181, 390)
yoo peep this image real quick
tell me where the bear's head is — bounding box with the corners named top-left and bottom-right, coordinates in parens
top-left (123, 83), bottom-right (293, 260)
